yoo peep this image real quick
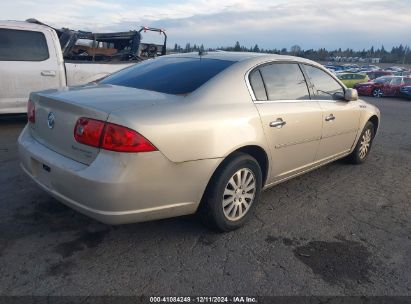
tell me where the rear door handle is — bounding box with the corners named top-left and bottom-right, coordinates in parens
top-left (41, 70), bottom-right (56, 76)
top-left (270, 118), bottom-right (286, 128)
top-left (325, 114), bottom-right (335, 121)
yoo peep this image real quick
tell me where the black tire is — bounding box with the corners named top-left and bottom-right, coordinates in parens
top-left (346, 121), bottom-right (375, 164)
top-left (199, 152), bottom-right (262, 232)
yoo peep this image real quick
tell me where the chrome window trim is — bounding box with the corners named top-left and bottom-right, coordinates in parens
top-left (244, 59), bottom-right (348, 104)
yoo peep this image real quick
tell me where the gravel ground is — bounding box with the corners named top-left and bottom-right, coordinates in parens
top-left (0, 97), bottom-right (410, 296)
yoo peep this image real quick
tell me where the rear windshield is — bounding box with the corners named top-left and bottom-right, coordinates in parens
top-left (100, 57), bottom-right (236, 94)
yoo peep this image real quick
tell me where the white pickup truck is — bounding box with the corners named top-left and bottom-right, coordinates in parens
top-left (0, 21), bottom-right (137, 114)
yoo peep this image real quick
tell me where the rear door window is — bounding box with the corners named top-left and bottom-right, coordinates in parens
top-left (257, 63), bottom-right (310, 100)
top-left (0, 29), bottom-right (49, 61)
top-left (303, 65), bottom-right (345, 100)
top-left (100, 57), bottom-right (235, 95)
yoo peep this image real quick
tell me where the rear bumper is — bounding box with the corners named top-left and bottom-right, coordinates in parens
top-left (18, 125), bottom-right (219, 224)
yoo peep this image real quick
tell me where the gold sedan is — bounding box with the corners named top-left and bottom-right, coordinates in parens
top-left (18, 52), bottom-right (380, 231)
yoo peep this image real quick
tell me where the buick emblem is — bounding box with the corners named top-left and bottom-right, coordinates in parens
top-left (47, 112), bottom-right (55, 129)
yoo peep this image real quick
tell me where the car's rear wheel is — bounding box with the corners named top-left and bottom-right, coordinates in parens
top-left (372, 88), bottom-right (383, 98)
top-left (346, 121), bottom-right (375, 164)
top-left (199, 152), bottom-right (262, 231)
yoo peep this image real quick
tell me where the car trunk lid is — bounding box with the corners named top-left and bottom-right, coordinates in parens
top-left (29, 84), bottom-right (173, 165)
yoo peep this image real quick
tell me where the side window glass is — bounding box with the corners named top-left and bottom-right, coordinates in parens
top-left (259, 63), bottom-right (310, 100)
top-left (304, 65), bottom-right (345, 100)
top-left (249, 69), bottom-right (267, 101)
top-left (391, 78), bottom-right (401, 85)
top-left (0, 29), bottom-right (49, 61)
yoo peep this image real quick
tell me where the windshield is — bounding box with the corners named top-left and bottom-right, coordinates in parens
top-left (100, 57), bottom-right (236, 94)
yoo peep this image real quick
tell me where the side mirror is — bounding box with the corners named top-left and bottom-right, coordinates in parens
top-left (345, 88), bottom-right (358, 101)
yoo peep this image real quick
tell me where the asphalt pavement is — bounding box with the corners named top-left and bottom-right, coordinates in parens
top-left (0, 97), bottom-right (410, 296)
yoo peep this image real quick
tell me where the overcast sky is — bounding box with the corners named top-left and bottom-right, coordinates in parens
top-left (2, 0), bottom-right (410, 50)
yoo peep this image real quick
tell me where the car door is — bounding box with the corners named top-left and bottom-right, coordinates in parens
top-left (381, 78), bottom-right (394, 96)
top-left (0, 26), bottom-right (64, 114)
top-left (302, 64), bottom-right (361, 162)
top-left (250, 62), bottom-right (323, 182)
top-left (346, 74), bottom-right (355, 88)
top-left (387, 77), bottom-right (403, 96)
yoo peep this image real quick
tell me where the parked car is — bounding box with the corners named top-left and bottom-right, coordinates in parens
top-left (18, 52), bottom-right (380, 231)
top-left (380, 76), bottom-right (411, 97)
top-left (385, 66), bottom-right (406, 72)
top-left (354, 76), bottom-right (393, 97)
top-left (362, 65), bottom-right (380, 71)
top-left (366, 70), bottom-right (393, 80)
top-left (392, 70), bottom-right (411, 77)
top-left (0, 20), bottom-right (167, 114)
top-left (337, 73), bottom-right (369, 88)
top-left (399, 86), bottom-right (411, 99)
top-left (354, 76), bottom-right (411, 97)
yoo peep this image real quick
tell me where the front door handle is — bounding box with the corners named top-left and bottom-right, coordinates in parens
top-left (325, 114), bottom-right (335, 121)
top-left (41, 70), bottom-right (56, 77)
top-left (270, 118), bottom-right (286, 128)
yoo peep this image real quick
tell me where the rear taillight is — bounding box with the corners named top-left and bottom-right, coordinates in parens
top-left (74, 118), bottom-right (105, 148)
top-left (101, 123), bottom-right (157, 152)
top-left (74, 118), bottom-right (157, 153)
top-left (27, 99), bottom-right (35, 123)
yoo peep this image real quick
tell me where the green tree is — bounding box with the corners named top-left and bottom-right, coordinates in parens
top-left (253, 44), bottom-right (260, 52)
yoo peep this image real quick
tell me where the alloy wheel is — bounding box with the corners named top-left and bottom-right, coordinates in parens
top-left (222, 168), bottom-right (256, 221)
top-left (373, 89), bottom-right (383, 98)
top-left (359, 129), bottom-right (372, 159)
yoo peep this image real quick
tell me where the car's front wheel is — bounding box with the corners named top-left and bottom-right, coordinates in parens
top-left (346, 121), bottom-right (375, 164)
top-left (199, 152), bottom-right (262, 231)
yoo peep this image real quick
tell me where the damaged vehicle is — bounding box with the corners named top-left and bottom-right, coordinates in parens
top-left (57, 23), bottom-right (167, 62)
top-left (0, 19), bottom-right (167, 114)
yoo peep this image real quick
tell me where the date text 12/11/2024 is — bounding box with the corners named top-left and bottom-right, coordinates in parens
top-left (149, 296), bottom-right (258, 303)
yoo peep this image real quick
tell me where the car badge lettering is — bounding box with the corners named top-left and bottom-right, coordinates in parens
top-left (47, 112), bottom-right (55, 129)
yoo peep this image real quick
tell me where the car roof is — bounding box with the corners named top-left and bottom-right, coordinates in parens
top-left (166, 51), bottom-right (315, 64)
